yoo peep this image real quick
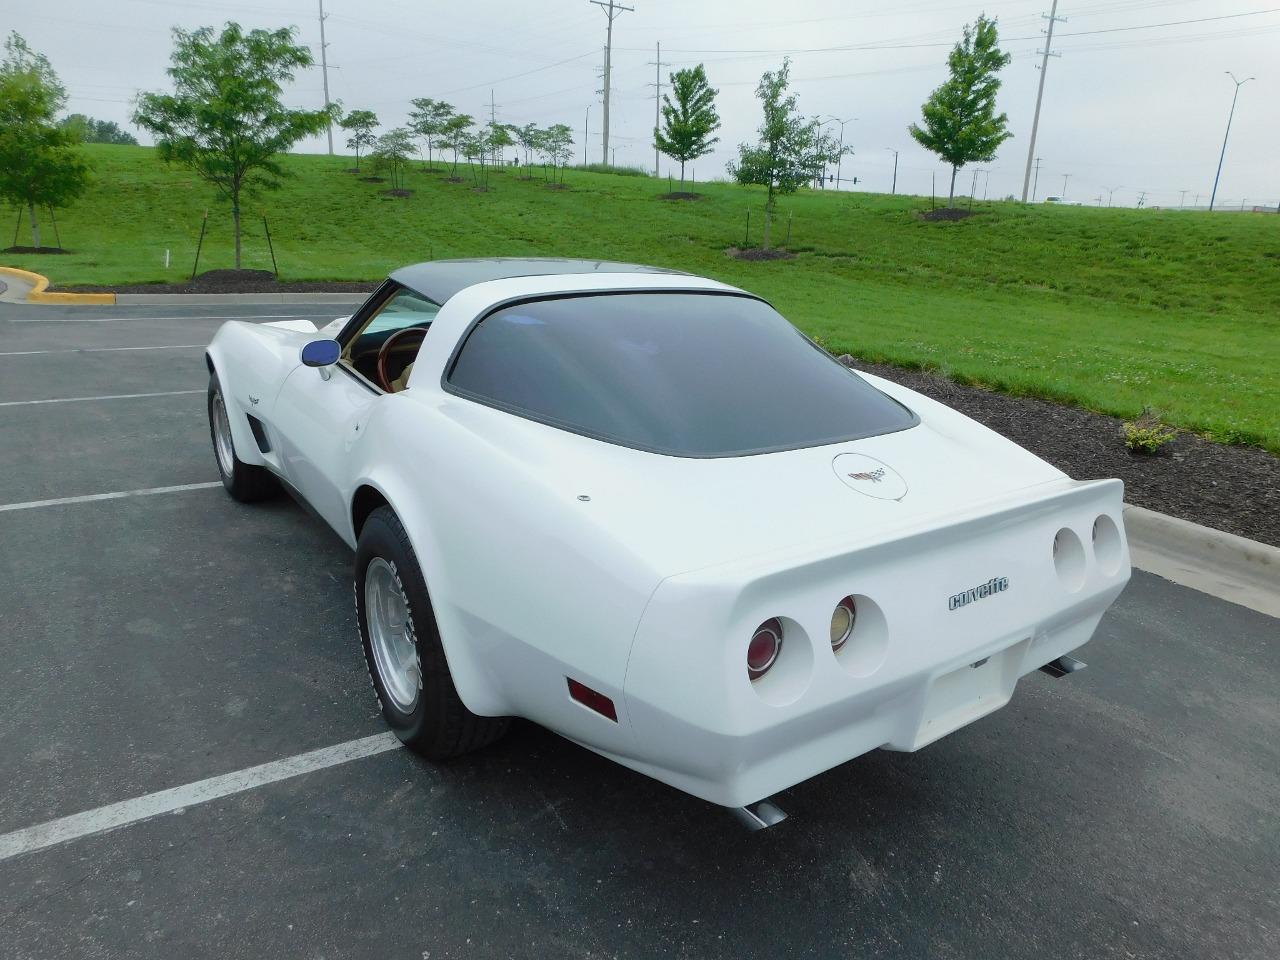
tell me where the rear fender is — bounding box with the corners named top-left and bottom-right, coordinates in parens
top-left (347, 471), bottom-right (507, 717)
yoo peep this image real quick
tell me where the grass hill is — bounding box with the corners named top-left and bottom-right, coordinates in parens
top-left (5, 143), bottom-right (1279, 452)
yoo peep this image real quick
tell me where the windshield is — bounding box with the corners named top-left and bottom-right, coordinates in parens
top-left (445, 291), bottom-right (917, 457)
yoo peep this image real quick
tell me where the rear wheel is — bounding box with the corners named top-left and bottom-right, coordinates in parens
top-left (207, 373), bottom-right (278, 502)
top-left (355, 505), bottom-right (509, 758)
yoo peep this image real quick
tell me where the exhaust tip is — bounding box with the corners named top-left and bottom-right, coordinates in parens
top-left (1039, 654), bottom-right (1087, 679)
top-left (731, 798), bottom-right (789, 831)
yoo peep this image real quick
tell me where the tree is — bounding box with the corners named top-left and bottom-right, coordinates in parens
top-left (512, 122), bottom-right (541, 178)
top-left (407, 98), bottom-right (454, 170)
top-left (654, 64), bottom-right (720, 186)
top-left (372, 128), bottom-right (413, 190)
top-left (133, 23), bottom-right (332, 269)
top-left (908, 15), bottom-right (1012, 203)
top-left (437, 113), bottom-right (474, 179)
top-left (728, 59), bottom-right (844, 249)
top-left (339, 109), bottom-right (378, 170)
top-left (540, 124), bottom-right (574, 184)
top-left (0, 33), bottom-right (90, 248)
top-left (59, 114), bottom-right (138, 145)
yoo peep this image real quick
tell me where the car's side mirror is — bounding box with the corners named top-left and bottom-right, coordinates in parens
top-left (301, 339), bottom-right (341, 379)
top-left (301, 339), bottom-right (341, 366)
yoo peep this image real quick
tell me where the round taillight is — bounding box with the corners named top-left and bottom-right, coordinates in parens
top-left (831, 597), bottom-right (856, 651)
top-left (747, 618), bottom-right (783, 680)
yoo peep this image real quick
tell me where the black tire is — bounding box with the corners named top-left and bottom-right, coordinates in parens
top-left (355, 505), bottom-right (509, 758)
top-left (207, 372), bottom-right (278, 502)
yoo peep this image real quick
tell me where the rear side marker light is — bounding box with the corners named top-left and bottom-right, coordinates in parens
top-left (567, 678), bottom-right (618, 722)
top-left (748, 618), bottom-right (783, 680)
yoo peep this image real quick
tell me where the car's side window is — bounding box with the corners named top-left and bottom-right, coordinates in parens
top-left (340, 286), bottom-right (440, 391)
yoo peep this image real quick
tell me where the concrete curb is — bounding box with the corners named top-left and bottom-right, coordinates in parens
top-left (114, 292), bottom-right (369, 305)
top-left (0, 266), bottom-right (116, 305)
top-left (1124, 504), bottom-right (1279, 618)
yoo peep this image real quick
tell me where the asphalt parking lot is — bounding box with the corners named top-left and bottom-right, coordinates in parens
top-left (0, 301), bottom-right (1276, 960)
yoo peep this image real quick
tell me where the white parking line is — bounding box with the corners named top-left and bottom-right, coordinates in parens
top-left (0, 481), bottom-right (222, 513)
top-left (0, 343), bottom-right (206, 356)
top-left (0, 389), bottom-right (203, 407)
top-left (5, 313), bottom-right (338, 324)
top-left (0, 733), bottom-right (401, 861)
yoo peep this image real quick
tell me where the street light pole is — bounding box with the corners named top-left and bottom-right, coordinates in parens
top-left (1209, 72), bottom-right (1254, 212)
top-left (583, 105), bottom-right (590, 166)
top-left (823, 116), bottom-right (855, 189)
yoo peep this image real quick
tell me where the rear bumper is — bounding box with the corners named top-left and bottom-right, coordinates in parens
top-left (617, 479), bottom-right (1130, 807)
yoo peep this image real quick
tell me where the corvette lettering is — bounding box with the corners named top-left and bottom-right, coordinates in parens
top-left (848, 468), bottom-right (886, 483)
top-left (948, 576), bottom-right (1010, 611)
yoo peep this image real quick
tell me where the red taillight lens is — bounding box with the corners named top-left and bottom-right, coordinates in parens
top-left (747, 618), bottom-right (783, 680)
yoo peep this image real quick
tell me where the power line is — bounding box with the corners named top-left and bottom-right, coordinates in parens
top-left (1022, 0), bottom-right (1064, 203)
top-left (590, 0), bottom-right (634, 166)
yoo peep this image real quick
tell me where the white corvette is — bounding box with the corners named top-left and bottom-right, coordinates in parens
top-left (206, 258), bottom-right (1130, 823)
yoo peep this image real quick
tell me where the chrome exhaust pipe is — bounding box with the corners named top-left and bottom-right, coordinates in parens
top-left (1040, 654), bottom-right (1087, 678)
top-left (732, 798), bottom-right (788, 831)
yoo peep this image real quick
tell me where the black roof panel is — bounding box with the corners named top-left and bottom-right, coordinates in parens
top-left (389, 258), bottom-right (688, 304)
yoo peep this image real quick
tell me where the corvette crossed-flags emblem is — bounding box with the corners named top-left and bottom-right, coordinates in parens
top-left (847, 468), bottom-right (887, 483)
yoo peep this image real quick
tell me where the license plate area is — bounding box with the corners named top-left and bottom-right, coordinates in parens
top-left (911, 637), bottom-right (1030, 750)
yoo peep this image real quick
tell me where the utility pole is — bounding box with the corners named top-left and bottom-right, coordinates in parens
top-left (648, 41), bottom-right (667, 177)
top-left (1094, 195), bottom-right (1102, 206)
top-left (583, 105), bottom-right (590, 165)
top-left (1137, 190), bottom-right (1147, 209)
top-left (1179, 189), bottom-right (1189, 209)
top-left (489, 89), bottom-right (500, 167)
top-left (1103, 184), bottom-right (1120, 207)
top-left (886, 148), bottom-right (898, 195)
top-left (1020, 0), bottom-right (1064, 202)
top-left (590, 0), bottom-right (634, 166)
top-left (1031, 156), bottom-right (1043, 201)
top-left (1209, 71), bottom-right (1254, 212)
top-left (1061, 172), bottom-right (1071, 198)
top-left (318, 0), bottom-right (333, 155)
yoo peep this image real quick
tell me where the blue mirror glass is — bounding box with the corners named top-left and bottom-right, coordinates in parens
top-left (300, 339), bottom-right (341, 367)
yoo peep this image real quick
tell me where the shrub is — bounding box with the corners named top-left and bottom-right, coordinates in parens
top-left (1123, 410), bottom-right (1177, 454)
top-left (574, 162), bottom-right (651, 177)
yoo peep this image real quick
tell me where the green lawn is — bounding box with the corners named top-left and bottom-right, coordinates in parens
top-left (6, 143), bottom-right (1279, 452)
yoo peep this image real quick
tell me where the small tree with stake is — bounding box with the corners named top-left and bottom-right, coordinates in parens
top-left (0, 32), bottom-right (90, 249)
top-left (372, 128), bottom-right (413, 191)
top-left (728, 59), bottom-right (844, 250)
top-left (407, 98), bottom-right (454, 171)
top-left (542, 124), bottom-right (574, 184)
top-left (437, 113), bottom-right (474, 180)
top-left (133, 23), bottom-right (332, 270)
top-left (908, 15), bottom-right (1012, 205)
top-left (512, 122), bottom-right (541, 178)
top-left (339, 109), bottom-right (378, 171)
top-left (654, 64), bottom-right (720, 188)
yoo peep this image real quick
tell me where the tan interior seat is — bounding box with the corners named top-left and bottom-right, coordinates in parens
top-left (390, 361), bottom-right (414, 393)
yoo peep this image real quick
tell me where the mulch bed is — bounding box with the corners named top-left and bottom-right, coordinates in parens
top-left (358, 176), bottom-right (386, 183)
top-left (380, 189), bottom-right (413, 198)
top-left (658, 192), bottom-right (702, 201)
top-left (727, 247), bottom-right (795, 261)
top-left (920, 208), bottom-right (976, 222)
top-left (3, 246), bottom-right (71, 254)
top-left (839, 356), bottom-right (1280, 546)
top-left (57, 268), bottom-right (377, 295)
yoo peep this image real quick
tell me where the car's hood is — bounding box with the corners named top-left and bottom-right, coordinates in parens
top-left (433, 373), bottom-right (1067, 580)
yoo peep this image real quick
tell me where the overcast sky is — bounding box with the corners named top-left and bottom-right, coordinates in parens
top-left (12, 0), bottom-right (1278, 207)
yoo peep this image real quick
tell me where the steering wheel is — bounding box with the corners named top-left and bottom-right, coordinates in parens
top-left (375, 327), bottom-right (428, 392)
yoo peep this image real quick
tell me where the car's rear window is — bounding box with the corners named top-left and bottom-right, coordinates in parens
top-left (445, 292), bottom-right (917, 457)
